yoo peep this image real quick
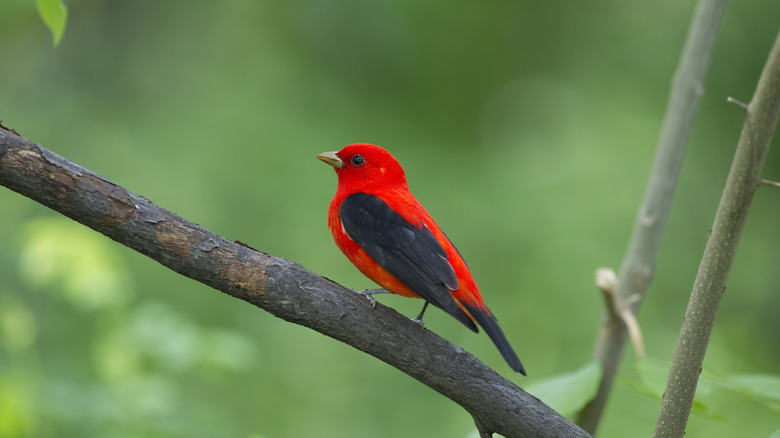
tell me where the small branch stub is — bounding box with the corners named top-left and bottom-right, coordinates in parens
top-left (727, 96), bottom-right (750, 112)
top-left (594, 268), bottom-right (617, 294)
top-left (595, 268), bottom-right (645, 357)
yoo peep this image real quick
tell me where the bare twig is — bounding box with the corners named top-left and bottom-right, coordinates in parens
top-left (727, 96), bottom-right (750, 112)
top-left (759, 178), bottom-right (780, 188)
top-left (653, 29), bottom-right (780, 438)
top-left (0, 129), bottom-right (591, 438)
top-left (575, 0), bottom-right (727, 433)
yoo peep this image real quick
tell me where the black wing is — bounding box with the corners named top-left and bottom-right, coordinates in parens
top-left (340, 193), bottom-right (477, 331)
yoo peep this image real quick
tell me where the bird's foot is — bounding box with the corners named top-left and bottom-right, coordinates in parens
top-left (411, 301), bottom-right (429, 329)
top-left (354, 288), bottom-right (390, 309)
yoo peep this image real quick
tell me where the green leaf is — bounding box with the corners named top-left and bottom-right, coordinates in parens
top-left (620, 357), bottom-right (723, 420)
top-left (632, 356), bottom-right (713, 397)
top-left (705, 372), bottom-right (780, 413)
top-left (622, 357), bottom-right (780, 422)
top-left (768, 429), bottom-right (780, 438)
top-left (525, 361), bottom-right (602, 418)
top-left (619, 356), bottom-right (672, 402)
top-left (36, 0), bottom-right (68, 47)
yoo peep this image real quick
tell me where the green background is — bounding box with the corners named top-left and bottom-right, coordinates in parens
top-left (1, 1), bottom-right (779, 437)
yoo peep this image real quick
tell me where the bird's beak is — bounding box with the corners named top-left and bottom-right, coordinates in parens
top-left (316, 151), bottom-right (343, 169)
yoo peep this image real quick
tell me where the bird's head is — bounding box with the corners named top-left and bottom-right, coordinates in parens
top-left (317, 143), bottom-right (408, 192)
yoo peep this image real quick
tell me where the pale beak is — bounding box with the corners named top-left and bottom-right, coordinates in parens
top-left (316, 151), bottom-right (343, 169)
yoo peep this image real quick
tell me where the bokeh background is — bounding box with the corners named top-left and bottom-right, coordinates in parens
top-left (1, 1), bottom-right (779, 437)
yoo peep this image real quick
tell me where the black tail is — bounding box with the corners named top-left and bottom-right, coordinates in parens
top-left (463, 303), bottom-right (526, 375)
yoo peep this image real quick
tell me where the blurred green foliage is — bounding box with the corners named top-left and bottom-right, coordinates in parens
top-left (2, 0), bottom-right (780, 437)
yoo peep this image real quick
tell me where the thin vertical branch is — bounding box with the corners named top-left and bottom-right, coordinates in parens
top-left (653, 29), bottom-right (780, 438)
top-left (575, 0), bottom-right (727, 433)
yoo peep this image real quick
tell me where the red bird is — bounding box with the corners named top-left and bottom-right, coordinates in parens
top-left (317, 143), bottom-right (525, 374)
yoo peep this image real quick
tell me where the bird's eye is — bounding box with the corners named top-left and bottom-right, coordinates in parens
top-left (351, 154), bottom-right (365, 167)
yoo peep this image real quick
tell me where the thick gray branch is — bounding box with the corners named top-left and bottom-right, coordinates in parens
top-left (0, 129), bottom-right (590, 438)
top-left (652, 29), bottom-right (780, 438)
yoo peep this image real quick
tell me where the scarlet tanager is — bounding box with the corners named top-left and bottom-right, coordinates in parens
top-left (317, 143), bottom-right (525, 374)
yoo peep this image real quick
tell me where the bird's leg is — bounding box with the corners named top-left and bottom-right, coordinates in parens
top-left (411, 301), bottom-right (430, 328)
top-left (354, 288), bottom-right (390, 308)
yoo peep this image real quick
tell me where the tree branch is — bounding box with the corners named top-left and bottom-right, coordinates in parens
top-left (575, 0), bottom-right (727, 433)
top-left (0, 129), bottom-right (590, 438)
top-left (652, 28), bottom-right (780, 438)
